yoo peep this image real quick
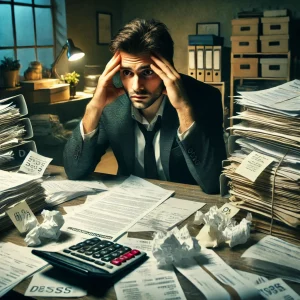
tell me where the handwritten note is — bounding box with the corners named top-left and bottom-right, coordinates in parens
top-left (235, 151), bottom-right (274, 182)
top-left (19, 151), bottom-right (52, 176)
top-left (6, 201), bottom-right (38, 233)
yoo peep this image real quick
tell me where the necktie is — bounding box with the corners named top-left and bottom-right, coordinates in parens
top-left (137, 118), bottom-right (161, 179)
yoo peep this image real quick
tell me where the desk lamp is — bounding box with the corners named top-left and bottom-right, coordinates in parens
top-left (51, 39), bottom-right (85, 79)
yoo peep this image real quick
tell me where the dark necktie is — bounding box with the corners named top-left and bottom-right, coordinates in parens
top-left (137, 117), bottom-right (161, 179)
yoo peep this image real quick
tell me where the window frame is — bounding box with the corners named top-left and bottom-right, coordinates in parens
top-left (0, 0), bottom-right (56, 73)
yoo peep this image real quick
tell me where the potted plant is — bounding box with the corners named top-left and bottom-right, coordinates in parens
top-left (61, 71), bottom-right (80, 98)
top-left (0, 57), bottom-right (21, 88)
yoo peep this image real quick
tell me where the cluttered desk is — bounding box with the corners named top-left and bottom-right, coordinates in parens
top-left (1, 164), bottom-right (300, 300)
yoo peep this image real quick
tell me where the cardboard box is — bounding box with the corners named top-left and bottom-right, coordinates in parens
top-left (260, 35), bottom-right (289, 53)
top-left (23, 84), bottom-right (70, 104)
top-left (263, 9), bottom-right (288, 17)
top-left (231, 58), bottom-right (258, 77)
top-left (231, 36), bottom-right (258, 53)
top-left (260, 58), bottom-right (288, 77)
top-left (261, 17), bottom-right (289, 35)
top-left (232, 18), bottom-right (259, 36)
top-left (20, 79), bottom-right (60, 91)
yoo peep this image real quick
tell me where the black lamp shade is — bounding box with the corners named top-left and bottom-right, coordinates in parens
top-left (67, 39), bottom-right (85, 61)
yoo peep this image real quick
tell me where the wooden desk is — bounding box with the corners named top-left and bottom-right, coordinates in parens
top-left (1, 165), bottom-right (300, 299)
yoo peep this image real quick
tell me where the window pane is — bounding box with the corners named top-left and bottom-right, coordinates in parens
top-left (17, 48), bottom-right (36, 74)
top-left (14, 0), bottom-right (32, 3)
top-left (0, 4), bottom-right (14, 46)
top-left (37, 48), bottom-right (53, 70)
top-left (0, 49), bottom-right (15, 63)
top-left (15, 5), bottom-right (35, 46)
top-left (35, 7), bottom-right (53, 45)
top-left (34, 0), bottom-right (50, 5)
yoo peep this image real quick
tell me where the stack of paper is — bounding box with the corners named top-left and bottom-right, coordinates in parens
top-left (222, 80), bottom-right (300, 240)
top-left (0, 170), bottom-right (46, 232)
top-left (29, 114), bottom-right (70, 146)
top-left (0, 94), bottom-right (37, 170)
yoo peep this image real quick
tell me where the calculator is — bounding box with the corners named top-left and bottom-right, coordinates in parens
top-left (32, 237), bottom-right (148, 279)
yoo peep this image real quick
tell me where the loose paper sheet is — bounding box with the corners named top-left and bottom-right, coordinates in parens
top-left (64, 175), bottom-right (173, 240)
top-left (25, 266), bottom-right (87, 297)
top-left (129, 197), bottom-right (205, 232)
top-left (0, 242), bottom-right (48, 297)
top-left (235, 151), bottom-right (275, 182)
top-left (256, 278), bottom-right (300, 300)
top-left (19, 151), bottom-right (52, 176)
top-left (6, 200), bottom-right (38, 233)
top-left (114, 236), bottom-right (187, 300)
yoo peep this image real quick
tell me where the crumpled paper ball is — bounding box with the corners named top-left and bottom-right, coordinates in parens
top-left (152, 225), bottom-right (201, 267)
top-left (195, 206), bottom-right (251, 248)
top-left (25, 210), bottom-right (64, 246)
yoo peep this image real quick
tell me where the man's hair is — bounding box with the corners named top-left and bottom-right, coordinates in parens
top-left (109, 18), bottom-right (174, 65)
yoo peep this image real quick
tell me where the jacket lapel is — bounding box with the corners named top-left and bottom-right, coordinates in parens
top-left (160, 99), bottom-right (179, 180)
top-left (114, 94), bottom-right (135, 174)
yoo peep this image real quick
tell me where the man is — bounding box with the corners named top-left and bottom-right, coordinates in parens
top-left (63, 18), bottom-right (226, 194)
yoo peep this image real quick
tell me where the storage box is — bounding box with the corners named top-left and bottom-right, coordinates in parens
top-left (23, 84), bottom-right (70, 104)
top-left (20, 79), bottom-right (60, 90)
top-left (260, 35), bottom-right (289, 53)
top-left (231, 58), bottom-right (258, 77)
top-left (188, 34), bottom-right (224, 46)
top-left (232, 18), bottom-right (259, 36)
top-left (231, 36), bottom-right (258, 53)
top-left (261, 17), bottom-right (289, 35)
top-left (260, 58), bottom-right (288, 77)
top-left (263, 9), bottom-right (288, 17)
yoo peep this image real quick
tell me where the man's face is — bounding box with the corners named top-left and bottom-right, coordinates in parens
top-left (119, 51), bottom-right (164, 110)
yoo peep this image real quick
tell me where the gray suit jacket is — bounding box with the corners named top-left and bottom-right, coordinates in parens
top-left (63, 74), bottom-right (226, 194)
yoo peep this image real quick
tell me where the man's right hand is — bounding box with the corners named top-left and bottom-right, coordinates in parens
top-left (82, 52), bottom-right (124, 133)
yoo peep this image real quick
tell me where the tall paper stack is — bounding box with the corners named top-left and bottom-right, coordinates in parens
top-left (221, 80), bottom-right (300, 242)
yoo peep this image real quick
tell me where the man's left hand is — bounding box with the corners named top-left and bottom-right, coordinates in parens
top-left (150, 54), bottom-right (195, 132)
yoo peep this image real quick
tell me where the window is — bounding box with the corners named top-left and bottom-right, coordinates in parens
top-left (0, 0), bottom-right (55, 76)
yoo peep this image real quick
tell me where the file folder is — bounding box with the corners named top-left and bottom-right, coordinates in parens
top-left (196, 45), bottom-right (205, 82)
top-left (204, 46), bottom-right (213, 82)
top-left (213, 46), bottom-right (222, 82)
top-left (187, 46), bottom-right (196, 79)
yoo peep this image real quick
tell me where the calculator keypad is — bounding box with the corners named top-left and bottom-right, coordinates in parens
top-left (60, 237), bottom-right (144, 274)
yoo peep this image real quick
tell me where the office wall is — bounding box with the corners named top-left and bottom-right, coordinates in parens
top-left (65, 0), bottom-right (300, 89)
top-left (65, 0), bottom-right (123, 90)
top-left (121, 0), bottom-right (300, 76)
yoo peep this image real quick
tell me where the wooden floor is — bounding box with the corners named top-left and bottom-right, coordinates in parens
top-left (95, 148), bottom-right (118, 175)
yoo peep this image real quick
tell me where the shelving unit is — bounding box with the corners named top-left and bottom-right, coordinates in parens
top-left (229, 51), bottom-right (291, 128)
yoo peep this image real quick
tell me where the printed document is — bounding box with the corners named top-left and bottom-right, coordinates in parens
top-left (64, 175), bottom-right (173, 240)
top-left (114, 236), bottom-right (186, 300)
top-left (129, 197), bottom-right (206, 232)
top-left (241, 235), bottom-right (300, 283)
top-left (0, 242), bottom-right (48, 297)
top-left (25, 266), bottom-right (87, 297)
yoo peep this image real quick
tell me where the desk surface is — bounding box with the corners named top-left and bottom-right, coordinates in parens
top-left (1, 165), bottom-right (300, 299)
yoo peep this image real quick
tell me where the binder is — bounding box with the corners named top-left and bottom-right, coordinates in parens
top-left (187, 46), bottom-right (196, 79)
top-left (213, 46), bottom-right (222, 82)
top-left (204, 46), bottom-right (213, 82)
top-left (196, 45), bottom-right (205, 82)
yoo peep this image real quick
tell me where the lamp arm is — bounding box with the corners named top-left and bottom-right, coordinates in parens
top-left (51, 43), bottom-right (68, 79)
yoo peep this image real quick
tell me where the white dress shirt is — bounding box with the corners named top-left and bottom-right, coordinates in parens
top-left (80, 96), bottom-right (195, 180)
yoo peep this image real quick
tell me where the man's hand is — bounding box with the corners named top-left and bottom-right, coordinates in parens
top-left (91, 52), bottom-right (124, 109)
top-left (150, 54), bottom-right (195, 133)
top-left (83, 52), bottom-right (125, 133)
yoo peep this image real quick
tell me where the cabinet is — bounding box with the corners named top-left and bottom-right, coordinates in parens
top-left (229, 51), bottom-right (291, 128)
